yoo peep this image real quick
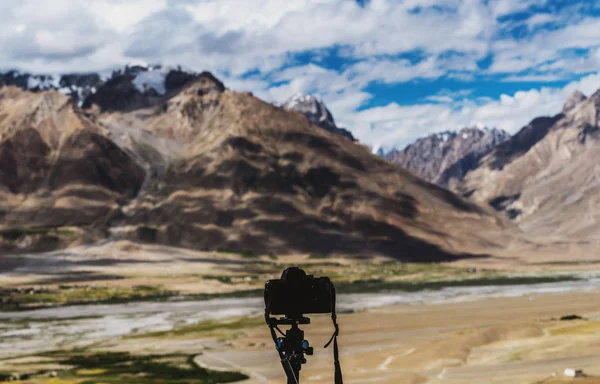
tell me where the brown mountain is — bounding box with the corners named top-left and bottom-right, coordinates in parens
top-left (384, 127), bottom-right (510, 189)
top-left (460, 89), bottom-right (600, 238)
top-left (0, 87), bottom-right (145, 250)
top-left (0, 74), bottom-right (511, 260)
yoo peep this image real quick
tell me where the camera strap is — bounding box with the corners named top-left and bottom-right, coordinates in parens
top-left (324, 286), bottom-right (343, 384)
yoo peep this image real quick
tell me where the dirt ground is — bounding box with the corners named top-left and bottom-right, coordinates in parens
top-left (4, 241), bottom-right (600, 383)
top-left (182, 291), bottom-right (600, 384)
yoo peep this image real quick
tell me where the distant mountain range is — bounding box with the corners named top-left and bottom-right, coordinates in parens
top-left (380, 126), bottom-right (511, 189)
top-left (376, 88), bottom-right (600, 239)
top-left (3, 64), bottom-right (599, 248)
top-left (460, 89), bottom-right (600, 238)
top-left (0, 66), bottom-right (507, 260)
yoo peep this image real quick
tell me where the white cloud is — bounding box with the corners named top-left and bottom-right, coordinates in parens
top-left (426, 95), bottom-right (455, 103)
top-left (488, 0), bottom-right (545, 17)
top-left (0, 0), bottom-right (496, 75)
top-left (0, 0), bottom-right (595, 80)
top-left (0, 0), bottom-right (599, 153)
top-left (501, 74), bottom-right (564, 82)
top-left (525, 13), bottom-right (557, 29)
top-left (332, 72), bottom-right (600, 151)
top-left (88, 0), bottom-right (167, 32)
top-left (489, 16), bottom-right (600, 76)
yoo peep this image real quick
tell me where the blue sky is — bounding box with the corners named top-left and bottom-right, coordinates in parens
top-left (1, 0), bottom-right (600, 149)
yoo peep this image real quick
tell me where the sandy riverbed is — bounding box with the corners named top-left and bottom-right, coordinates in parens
top-left (3, 241), bottom-right (600, 383)
top-left (185, 290), bottom-right (600, 384)
top-left (3, 288), bottom-right (594, 383)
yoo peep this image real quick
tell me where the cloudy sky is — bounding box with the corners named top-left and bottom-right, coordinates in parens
top-left (2, 0), bottom-right (600, 150)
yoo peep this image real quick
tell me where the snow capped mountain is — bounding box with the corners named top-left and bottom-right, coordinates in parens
top-left (0, 69), bottom-right (355, 142)
top-left (281, 93), bottom-right (355, 141)
top-left (0, 70), bottom-right (101, 106)
top-left (383, 126), bottom-right (511, 189)
top-left (0, 65), bottom-right (209, 109)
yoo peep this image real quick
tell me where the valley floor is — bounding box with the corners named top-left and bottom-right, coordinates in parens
top-left (2, 241), bottom-right (600, 383)
top-left (186, 291), bottom-right (600, 384)
top-left (3, 290), bottom-right (600, 383)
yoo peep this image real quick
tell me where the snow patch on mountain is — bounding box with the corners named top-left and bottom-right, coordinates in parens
top-left (281, 93), bottom-right (355, 141)
top-left (26, 75), bottom-right (59, 90)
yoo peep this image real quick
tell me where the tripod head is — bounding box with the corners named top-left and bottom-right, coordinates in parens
top-left (265, 316), bottom-right (313, 384)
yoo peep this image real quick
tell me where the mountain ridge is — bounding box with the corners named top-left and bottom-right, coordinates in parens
top-left (0, 74), bottom-right (512, 260)
top-left (0, 67), bottom-right (353, 142)
top-left (281, 93), bottom-right (355, 141)
top-left (382, 126), bottom-right (511, 189)
top-left (460, 88), bottom-right (600, 238)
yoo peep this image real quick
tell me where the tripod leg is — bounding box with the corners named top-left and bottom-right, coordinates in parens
top-left (286, 366), bottom-right (300, 384)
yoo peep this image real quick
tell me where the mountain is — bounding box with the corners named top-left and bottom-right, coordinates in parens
top-left (460, 89), bottom-right (600, 238)
top-left (0, 87), bottom-right (145, 251)
top-left (0, 69), bottom-right (102, 107)
top-left (0, 73), bottom-right (510, 260)
top-left (383, 127), bottom-right (511, 189)
top-left (0, 68), bottom-right (356, 142)
top-left (0, 65), bottom-right (213, 110)
top-left (281, 93), bottom-right (355, 141)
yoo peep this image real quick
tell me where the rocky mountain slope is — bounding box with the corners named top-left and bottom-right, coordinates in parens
top-left (0, 68), bottom-right (354, 142)
top-left (383, 127), bottom-right (510, 189)
top-left (0, 73), bottom-right (511, 260)
top-left (0, 87), bottom-right (145, 251)
top-left (460, 89), bottom-right (600, 238)
top-left (281, 93), bottom-right (355, 141)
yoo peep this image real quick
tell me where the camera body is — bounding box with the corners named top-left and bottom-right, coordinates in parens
top-left (265, 267), bottom-right (334, 318)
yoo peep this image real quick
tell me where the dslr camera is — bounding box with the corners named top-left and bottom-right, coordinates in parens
top-left (264, 267), bottom-right (334, 318)
top-left (264, 267), bottom-right (343, 384)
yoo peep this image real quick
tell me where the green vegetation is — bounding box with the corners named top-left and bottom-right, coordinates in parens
top-left (1, 285), bottom-right (176, 310)
top-left (508, 352), bottom-right (523, 362)
top-left (185, 261), bottom-right (582, 299)
top-left (129, 316), bottom-right (264, 339)
top-left (550, 321), bottom-right (600, 336)
top-left (183, 274), bottom-right (581, 300)
top-left (0, 259), bottom-right (583, 311)
top-left (201, 275), bottom-right (233, 284)
top-left (186, 289), bottom-right (264, 301)
top-left (11, 352), bottom-right (249, 384)
top-left (0, 227), bottom-right (76, 241)
top-left (335, 275), bottom-right (581, 294)
top-left (313, 261), bottom-right (458, 282)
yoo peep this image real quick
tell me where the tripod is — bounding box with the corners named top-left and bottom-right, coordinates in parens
top-left (266, 316), bottom-right (313, 384)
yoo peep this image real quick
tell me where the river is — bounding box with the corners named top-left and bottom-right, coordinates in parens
top-left (1, 273), bottom-right (600, 357)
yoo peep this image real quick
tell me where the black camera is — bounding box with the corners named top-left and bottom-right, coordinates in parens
top-left (264, 267), bottom-right (343, 383)
top-left (264, 267), bottom-right (334, 318)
